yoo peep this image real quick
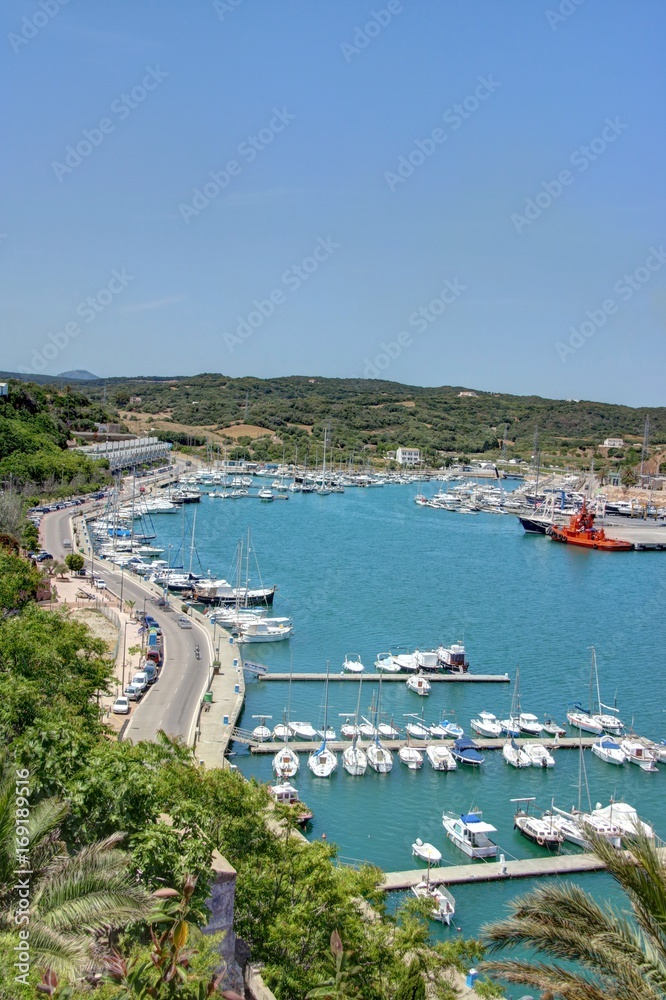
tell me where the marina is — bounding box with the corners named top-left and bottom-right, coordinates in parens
top-left (380, 852), bottom-right (609, 890)
top-left (88, 469), bottom-right (666, 940)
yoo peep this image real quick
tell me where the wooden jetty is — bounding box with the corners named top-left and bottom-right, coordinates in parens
top-left (259, 672), bottom-right (511, 683)
top-left (243, 735), bottom-right (596, 754)
top-left (380, 853), bottom-right (605, 890)
top-left (380, 845), bottom-right (666, 890)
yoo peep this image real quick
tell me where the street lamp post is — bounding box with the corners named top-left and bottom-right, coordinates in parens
top-left (119, 562), bottom-right (125, 611)
top-left (122, 620), bottom-right (130, 693)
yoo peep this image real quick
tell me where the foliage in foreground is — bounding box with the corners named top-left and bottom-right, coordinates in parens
top-left (482, 830), bottom-right (666, 1000)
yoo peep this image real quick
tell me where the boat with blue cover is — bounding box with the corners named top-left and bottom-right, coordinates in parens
top-left (450, 737), bottom-right (485, 766)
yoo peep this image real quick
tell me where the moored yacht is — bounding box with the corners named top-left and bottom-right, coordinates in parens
top-left (502, 739), bottom-right (531, 769)
top-left (619, 738), bottom-right (659, 772)
top-left (436, 642), bottom-right (469, 672)
top-left (426, 744), bottom-right (457, 771)
top-left (523, 743), bottom-right (555, 768)
top-left (398, 744), bottom-right (424, 770)
top-left (442, 810), bottom-right (498, 858)
top-left (406, 673), bottom-right (431, 696)
top-left (591, 735), bottom-right (626, 766)
top-left (367, 738), bottom-right (393, 773)
top-left (470, 710), bottom-right (502, 738)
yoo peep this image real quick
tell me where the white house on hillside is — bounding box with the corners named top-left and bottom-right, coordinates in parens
top-left (396, 447), bottom-right (421, 466)
top-left (602, 437), bottom-right (625, 448)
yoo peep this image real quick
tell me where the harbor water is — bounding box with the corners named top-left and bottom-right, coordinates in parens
top-left (150, 483), bottom-right (666, 939)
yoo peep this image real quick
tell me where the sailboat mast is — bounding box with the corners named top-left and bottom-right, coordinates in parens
top-left (188, 508), bottom-right (197, 574)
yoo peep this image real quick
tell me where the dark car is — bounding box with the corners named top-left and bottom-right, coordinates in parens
top-left (36, 551), bottom-right (52, 562)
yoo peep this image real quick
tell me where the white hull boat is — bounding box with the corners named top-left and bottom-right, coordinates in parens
top-left (518, 713), bottom-right (543, 736)
top-left (541, 717), bottom-right (566, 737)
top-left (503, 740), bottom-right (531, 768)
top-left (411, 880), bottom-right (456, 925)
top-left (308, 745), bottom-right (338, 778)
top-left (514, 810), bottom-right (564, 850)
top-left (375, 652), bottom-right (402, 673)
top-left (541, 811), bottom-right (587, 848)
top-left (289, 721), bottom-right (317, 741)
top-left (398, 745), bottom-right (424, 769)
top-left (273, 723), bottom-right (289, 740)
top-left (430, 719), bottom-right (464, 739)
top-left (406, 674), bottom-right (431, 696)
top-left (340, 720), bottom-right (361, 739)
top-left (620, 739), bottom-right (659, 772)
top-left (523, 743), bottom-right (555, 768)
top-left (342, 654), bottom-right (364, 674)
top-left (470, 711), bottom-right (502, 738)
top-left (411, 839), bottom-right (442, 864)
top-left (367, 740), bottom-right (393, 773)
top-left (442, 810), bottom-right (498, 858)
top-left (316, 726), bottom-right (337, 741)
top-left (591, 736), bottom-right (626, 765)
top-left (359, 718), bottom-right (378, 738)
top-left (238, 621), bottom-right (292, 643)
top-left (378, 721), bottom-right (401, 739)
top-left (405, 721), bottom-right (429, 739)
top-left (251, 725), bottom-right (272, 742)
top-left (567, 709), bottom-right (603, 735)
top-left (342, 742), bottom-right (367, 776)
top-left (272, 746), bottom-right (299, 778)
top-left (590, 801), bottom-right (654, 840)
top-left (426, 745), bottom-right (457, 771)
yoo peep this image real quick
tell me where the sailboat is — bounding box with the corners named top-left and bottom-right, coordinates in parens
top-left (272, 659), bottom-right (299, 778)
top-left (251, 715), bottom-right (272, 742)
top-left (308, 662), bottom-right (338, 777)
top-left (366, 674), bottom-right (393, 773)
top-left (542, 741), bottom-right (623, 848)
top-left (500, 667), bottom-right (522, 737)
top-left (590, 647), bottom-right (624, 734)
top-left (316, 425), bottom-right (331, 495)
top-left (567, 650), bottom-right (605, 735)
top-left (341, 675), bottom-right (367, 776)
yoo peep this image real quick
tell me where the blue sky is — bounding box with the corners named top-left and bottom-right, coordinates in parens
top-left (2, 0), bottom-right (665, 405)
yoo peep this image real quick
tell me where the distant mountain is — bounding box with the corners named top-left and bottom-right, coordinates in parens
top-left (58, 369), bottom-right (100, 381)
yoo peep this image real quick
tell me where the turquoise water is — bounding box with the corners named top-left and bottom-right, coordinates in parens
top-left (150, 484), bottom-right (666, 939)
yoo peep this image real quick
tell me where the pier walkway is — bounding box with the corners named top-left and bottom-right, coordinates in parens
top-left (380, 853), bottom-right (606, 890)
top-left (260, 672), bottom-right (510, 683)
top-left (243, 735), bottom-right (596, 753)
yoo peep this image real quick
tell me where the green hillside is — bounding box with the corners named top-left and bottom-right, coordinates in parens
top-left (87, 374), bottom-right (664, 469)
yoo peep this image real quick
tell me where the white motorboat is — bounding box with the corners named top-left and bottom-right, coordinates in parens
top-left (470, 710), bottom-right (502, 738)
top-left (238, 620), bottom-right (293, 643)
top-left (340, 719), bottom-right (361, 739)
top-left (342, 740), bottom-right (367, 776)
top-left (523, 743), bottom-right (555, 768)
top-left (268, 781), bottom-right (312, 826)
top-left (411, 880), bottom-right (456, 925)
top-left (342, 654), bottom-right (364, 674)
top-left (406, 674), bottom-right (431, 696)
top-left (426, 744), bottom-right (457, 771)
top-left (251, 715), bottom-right (272, 742)
top-left (398, 744), bottom-right (424, 770)
top-left (502, 739), bottom-right (531, 769)
top-left (574, 810), bottom-right (623, 848)
top-left (411, 838), bottom-right (442, 864)
top-left (273, 723), bottom-right (289, 740)
top-left (272, 746), bottom-right (299, 778)
top-left (308, 743), bottom-right (338, 777)
top-left (590, 801), bottom-right (654, 840)
top-left (257, 489), bottom-right (274, 501)
top-left (619, 738), bottom-right (659, 772)
top-left (367, 738), bottom-right (393, 773)
top-left (406, 720), bottom-right (430, 740)
top-left (429, 717), bottom-right (464, 739)
top-left (316, 726), bottom-right (337, 741)
top-left (436, 642), bottom-right (469, 673)
top-left (391, 651), bottom-right (421, 673)
top-left (374, 652), bottom-right (402, 673)
top-left (518, 712), bottom-right (543, 736)
top-left (442, 810), bottom-right (498, 858)
top-left (513, 802), bottom-right (564, 850)
top-left (289, 721), bottom-right (317, 740)
top-left (591, 735), bottom-right (626, 766)
top-left (541, 717), bottom-right (566, 737)
top-left (415, 650), bottom-right (441, 671)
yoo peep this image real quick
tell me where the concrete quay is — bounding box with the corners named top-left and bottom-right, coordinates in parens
top-left (261, 672), bottom-right (511, 683)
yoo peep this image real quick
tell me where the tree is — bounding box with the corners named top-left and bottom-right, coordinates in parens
top-left (65, 553), bottom-right (84, 574)
top-left (482, 831), bottom-right (666, 1000)
top-left (395, 959), bottom-right (425, 1000)
top-left (0, 547), bottom-right (41, 611)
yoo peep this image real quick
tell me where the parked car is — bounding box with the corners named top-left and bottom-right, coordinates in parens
top-left (131, 671), bottom-right (149, 693)
top-left (177, 616), bottom-right (193, 629)
top-left (142, 663), bottom-right (157, 684)
top-left (36, 551), bottom-right (52, 562)
top-left (112, 696), bottom-right (130, 715)
top-left (124, 684), bottom-right (142, 701)
top-left (94, 579), bottom-right (107, 589)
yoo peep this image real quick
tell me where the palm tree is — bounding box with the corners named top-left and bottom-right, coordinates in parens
top-left (481, 831), bottom-right (666, 1000)
top-left (0, 760), bottom-right (152, 981)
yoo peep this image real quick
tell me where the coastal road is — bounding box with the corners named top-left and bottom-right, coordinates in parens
top-left (40, 505), bottom-right (211, 744)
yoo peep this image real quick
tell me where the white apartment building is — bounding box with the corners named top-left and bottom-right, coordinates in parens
top-left (396, 447), bottom-right (421, 466)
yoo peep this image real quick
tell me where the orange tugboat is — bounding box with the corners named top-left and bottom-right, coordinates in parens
top-left (548, 503), bottom-right (632, 551)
